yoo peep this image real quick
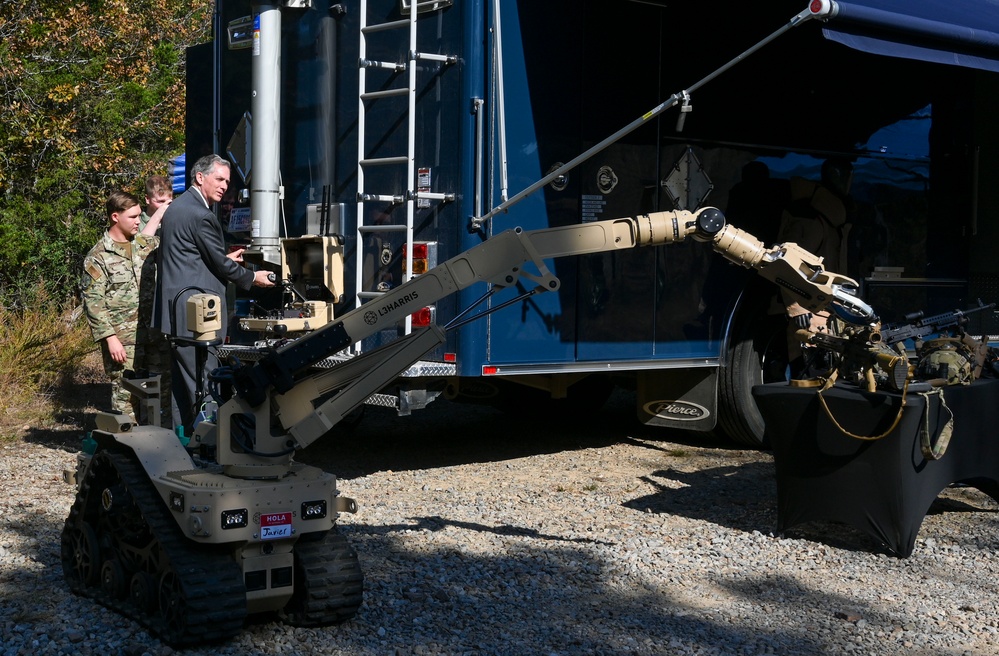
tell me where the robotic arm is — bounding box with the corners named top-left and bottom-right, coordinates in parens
top-left (229, 212), bottom-right (677, 408)
top-left (690, 210), bottom-right (873, 324)
top-left (235, 207), bottom-right (871, 403)
top-left (209, 207), bottom-right (874, 476)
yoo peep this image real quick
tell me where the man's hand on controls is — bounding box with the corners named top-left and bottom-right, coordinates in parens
top-left (253, 270), bottom-right (276, 287)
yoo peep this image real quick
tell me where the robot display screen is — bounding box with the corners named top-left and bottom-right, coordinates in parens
top-left (299, 243), bottom-right (328, 301)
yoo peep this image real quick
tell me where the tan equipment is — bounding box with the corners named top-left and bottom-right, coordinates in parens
top-left (61, 205), bottom-right (875, 645)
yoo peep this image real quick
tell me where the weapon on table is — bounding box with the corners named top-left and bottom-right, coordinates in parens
top-left (881, 299), bottom-right (996, 347)
top-left (796, 328), bottom-right (909, 392)
top-left (796, 299), bottom-right (996, 391)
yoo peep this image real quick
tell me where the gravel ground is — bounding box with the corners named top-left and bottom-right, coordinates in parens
top-left (2, 389), bottom-right (999, 656)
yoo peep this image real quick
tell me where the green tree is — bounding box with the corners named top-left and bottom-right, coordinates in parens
top-left (0, 0), bottom-right (212, 306)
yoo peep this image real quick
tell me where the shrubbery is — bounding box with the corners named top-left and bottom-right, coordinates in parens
top-left (0, 285), bottom-right (98, 440)
top-left (0, 177), bottom-right (94, 307)
top-left (0, 0), bottom-right (212, 308)
top-left (0, 0), bottom-right (212, 432)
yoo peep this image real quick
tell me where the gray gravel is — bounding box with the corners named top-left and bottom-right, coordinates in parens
top-left (2, 391), bottom-right (998, 655)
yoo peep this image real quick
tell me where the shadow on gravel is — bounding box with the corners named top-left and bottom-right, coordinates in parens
top-left (337, 528), bottom-right (836, 655)
top-left (629, 464), bottom-right (999, 556)
top-left (19, 374), bottom-right (108, 453)
top-left (360, 514), bottom-right (615, 545)
top-left (628, 465), bottom-right (942, 556)
top-left (300, 388), bottom-right (744, 479)
top-left (0, 482), bottom-right (931, 656)
top-left (624, 463), bottom-right (779, 535)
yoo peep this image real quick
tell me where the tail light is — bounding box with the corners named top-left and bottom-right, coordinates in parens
top-left (411, 305), bottom-right (435, 327)
top-left (404, 242), bottom-right (438, 326)
top-left (402, 241), bottom-right (437, 275)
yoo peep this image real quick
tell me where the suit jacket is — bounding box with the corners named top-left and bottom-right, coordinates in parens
top-left (154, 187), bottom-right (254, 338)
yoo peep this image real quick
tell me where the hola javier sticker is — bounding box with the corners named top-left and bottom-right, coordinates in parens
top-left (260, 512), bottom-right (293, 540)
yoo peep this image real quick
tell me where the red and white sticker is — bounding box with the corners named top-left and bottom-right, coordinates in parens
top-left (260, 512), bottom-right (293, 540)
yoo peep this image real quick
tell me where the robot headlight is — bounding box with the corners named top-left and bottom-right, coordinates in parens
top-left (301, 500), bottom-right (328, 520)
top-left (221, 508), bottom-right (249, 529)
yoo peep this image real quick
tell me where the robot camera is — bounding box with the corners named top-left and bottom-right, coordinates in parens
top-left (187, 293), bottom-right (223, 341)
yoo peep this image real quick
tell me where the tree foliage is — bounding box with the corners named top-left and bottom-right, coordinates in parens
top-left (0, 0), bottom-right (213, 306)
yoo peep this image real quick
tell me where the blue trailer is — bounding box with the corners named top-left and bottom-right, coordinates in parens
top-left (186, 0), bottom-right (999, 447)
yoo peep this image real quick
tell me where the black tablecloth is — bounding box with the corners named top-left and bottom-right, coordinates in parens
top-left (753, 378), bottom-right (999, 557)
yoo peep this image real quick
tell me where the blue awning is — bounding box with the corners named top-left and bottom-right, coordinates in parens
top-left (170, 153), bottom-right (186, 194)
top-left (821, 0), bottom-right (999, 72)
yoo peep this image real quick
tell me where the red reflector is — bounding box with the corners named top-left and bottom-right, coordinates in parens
top-left (402, 242), bottom-right (429, 259)
top-left (482, 365), bottom-right (498, 375)
top-left (444, 352), bottom-right (456, 363)
top-left (412, 307), bottom-right (433, 327)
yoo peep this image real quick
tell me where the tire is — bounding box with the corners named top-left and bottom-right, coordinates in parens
top-left (717, 290), bottom-right (790, 448)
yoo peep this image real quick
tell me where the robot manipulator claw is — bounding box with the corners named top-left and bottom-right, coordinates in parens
top-left (750, 241), bottom-right (876, 326)
top-left (683, 209), bottom-right (876, 325)
top-left (831, 284), bottom-right (877, 325)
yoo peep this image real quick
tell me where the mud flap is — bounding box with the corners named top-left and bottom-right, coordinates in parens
top-left (637, 367), bottom-right (718, 432)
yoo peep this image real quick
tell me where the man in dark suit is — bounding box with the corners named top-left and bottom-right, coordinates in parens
top-left (154, 154), bottom-right (275, 433)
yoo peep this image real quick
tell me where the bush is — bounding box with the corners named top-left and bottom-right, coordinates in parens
top-left (0, 183), bottom-right (99, 307)
top-left (0, 285), bottom-right (98, 440)
top-left (0, 0), bottom-right (212, 308)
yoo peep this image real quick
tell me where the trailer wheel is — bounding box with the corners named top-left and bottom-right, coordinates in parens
top-left (717, 292), bottom-right (789, 448)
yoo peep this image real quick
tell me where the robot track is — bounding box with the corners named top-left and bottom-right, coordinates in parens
top-left (60, 447), bottom-right (247, 647)
top-left (279, 528), bottom-right (364, 626)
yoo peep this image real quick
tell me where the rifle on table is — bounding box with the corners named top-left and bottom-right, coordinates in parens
top-left (797, 299), bottom-right (996, 391)
top-left (881, 299), bottom-right (996, 347)
top-left (797, 328), bottom-right (909, 392)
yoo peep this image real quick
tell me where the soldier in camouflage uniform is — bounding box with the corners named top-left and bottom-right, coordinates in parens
top-left (82, 190), bottom-right (166, 422)
top-left (138, 175), bottom-right (173, 234)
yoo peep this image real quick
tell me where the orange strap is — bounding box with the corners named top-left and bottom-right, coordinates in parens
top-left (816, 372), bottom-right (908, 441)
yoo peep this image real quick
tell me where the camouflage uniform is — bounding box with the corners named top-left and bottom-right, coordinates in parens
top-left (81, 231), bottom-right (161, 422)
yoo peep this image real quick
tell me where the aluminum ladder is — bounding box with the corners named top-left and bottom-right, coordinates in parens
top-left (354, 0), bottom-right (455, 352)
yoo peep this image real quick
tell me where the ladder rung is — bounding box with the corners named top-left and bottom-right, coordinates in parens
top-left (361, 19), bottom-right (410, 34)
top-left (402, 0), bottom-right (454, 14)
top-left (359, 224), bottom-right (409, 233)
top-left (361, 88), bottom-right (409, 101)
top-left (357, 193), bottom-right (405, 203)
top-left (360, 156), bottom-right (409, 167)
top-left (360, 59), bottom-right (407, 72)
top-left (414, 52), bottom-right (457, 65)
top-left (414, 191), bottom-right (455, 202)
